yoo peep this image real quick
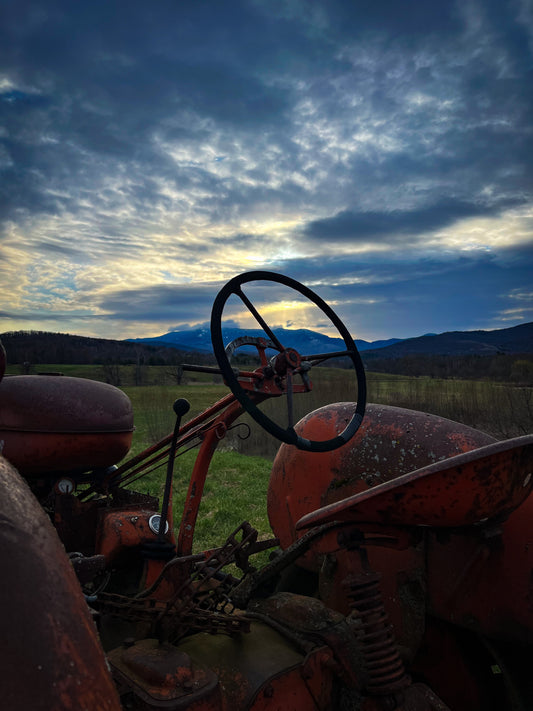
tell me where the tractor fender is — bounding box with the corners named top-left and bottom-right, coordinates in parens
top-left (268, 402), bottom-right (496, 557)
top-left (0, 455), bottom-right (121, 711)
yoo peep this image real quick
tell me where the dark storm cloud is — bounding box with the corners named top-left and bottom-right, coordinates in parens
top-left (304, 197), bottom-right (525, 242)
top-left (0, 308), bottom-right (99, 322)
top-left (90, 237), bottom-right (533, 335)
top-left (96, 282), bottom-right (224, 322)
top-left (274, 248), bottom-right (533, 336)
top-left (321, 0), bottom-right (463, 35)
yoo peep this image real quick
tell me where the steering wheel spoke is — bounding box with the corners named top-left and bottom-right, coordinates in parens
top-left (211, 271), bottom-right (366, 452)
top-left (301, 349), bottom-right (354, 364)
top-left (233, 286), bottom-right (285, 352)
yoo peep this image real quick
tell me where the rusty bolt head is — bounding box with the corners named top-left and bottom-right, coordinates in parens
top-left (263, 684), bottom-right (274, 698)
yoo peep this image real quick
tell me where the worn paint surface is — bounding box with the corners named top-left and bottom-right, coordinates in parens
top-left (177, 620), bottom-right (339, 711)
top-left (427, 491), bottom-right (533, 643)
top-left (0, 375), bottom-right (133, 475)
top-left (96, 507), bottom-right (173, 563)
top-left (268, 403), bottom-right (495, 551)
top-left (0, 456), bottom-right (121, 711)
top-left (109, 638), bottom-right (221, 708)
top-left (297, 435), bottom-right (533, 529)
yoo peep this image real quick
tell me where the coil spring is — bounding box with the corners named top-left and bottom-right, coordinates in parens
top-left (346, 570), bottom-right (410, 696)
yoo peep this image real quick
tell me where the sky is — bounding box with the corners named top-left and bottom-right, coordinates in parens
top-left (1, 0), bottom-right (532, 343)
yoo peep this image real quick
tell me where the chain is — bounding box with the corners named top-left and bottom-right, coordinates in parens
top-left (95, 522), bottom-right (261, 643)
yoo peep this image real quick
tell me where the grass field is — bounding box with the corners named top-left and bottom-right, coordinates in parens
top-left (124, 367), bottom-right (531, 553)
top-left (127, 446), bottom-right (275, 557)
top-left (5, 362), bottom-right (532, 554)
top-left (7, 360), bottom-right (532, 455)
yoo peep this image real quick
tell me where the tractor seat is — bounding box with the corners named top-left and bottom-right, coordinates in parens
top-left (296, 435), bottom-right (533, 530)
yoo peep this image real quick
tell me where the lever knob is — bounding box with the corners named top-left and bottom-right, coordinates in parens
top-left (173, 398), bottom-right (191, 417)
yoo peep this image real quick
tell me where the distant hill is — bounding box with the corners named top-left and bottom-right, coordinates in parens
top-left (128, 327), bottom-right (402, 354)
top-left (2, 322), bottom-right (531, 369)
top-left (129, 322), bottom-right (533, 358)
top-left (363, 321), bottom-right (533, 359)
top-left (0, 330), bottom-right (211, 366)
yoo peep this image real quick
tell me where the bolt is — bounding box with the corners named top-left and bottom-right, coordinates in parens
top-left (263, 684), bottom-right (274, 698)
top-left (301, 665), bottom-right (314, 680)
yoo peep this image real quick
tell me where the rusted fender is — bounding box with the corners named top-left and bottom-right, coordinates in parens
top-left (269, 403), bottom-right (495, 550)
top-left (297, 435), bottom-right (533, 529)
top-left (0, 455), bottom-right (121, 711)
top-left (427, 490), bottom-right (533, 643)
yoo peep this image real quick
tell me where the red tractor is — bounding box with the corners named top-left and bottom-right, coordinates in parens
top-left (0, 272), bottom-right (531, 711)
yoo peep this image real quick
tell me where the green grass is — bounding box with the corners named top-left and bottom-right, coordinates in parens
top-left (6, 364), bottom-right (531, 556)
top-left (366, 374), bottom-right (533, 439)
top-left (6, 362), bottom-right (106, 379)
top-left (125, 445), bottom-right (274, 557)
top-left (175, 449), bottom-right (273, 550)
top-left (5, 362), bottom-right (219, 387)
top-left (117, 384), bottom-right (275, 557)
top-left (123, 383), bottom-right (229, 457)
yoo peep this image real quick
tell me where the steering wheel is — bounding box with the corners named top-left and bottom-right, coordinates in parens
top-left (210, 271), bottom-right (366, 452)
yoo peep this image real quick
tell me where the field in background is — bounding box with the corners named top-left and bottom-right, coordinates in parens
top-left (7, 362), bottom-right (532, 451)
top-left (114, 367), bottom-right (533, 458)
top-left (127, 370), bottom-right (532, 552)
top-left (125, 367), bottom-right (533, 552)
top-left (6, 363), bottom-right (531, 552)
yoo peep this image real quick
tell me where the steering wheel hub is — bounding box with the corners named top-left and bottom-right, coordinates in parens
top-left (273, 348), bottom-right (301, 376)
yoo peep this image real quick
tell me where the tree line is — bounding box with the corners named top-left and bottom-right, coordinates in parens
top-left (0, 331), bottom-right (214, 368)
top-left (2, 330), bottom-right (532, 385)
top-left (365, 352), bottom-right (533, 384)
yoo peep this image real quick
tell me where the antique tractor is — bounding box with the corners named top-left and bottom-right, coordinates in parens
top-left (0, 272), bottom-right (532, 711)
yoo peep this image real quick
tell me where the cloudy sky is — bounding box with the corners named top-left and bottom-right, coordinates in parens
top-left (1, 0), bottom-right (532, 343)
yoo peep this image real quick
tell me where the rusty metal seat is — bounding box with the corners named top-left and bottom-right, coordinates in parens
top-left (296, 435), bottom-right (533, 530)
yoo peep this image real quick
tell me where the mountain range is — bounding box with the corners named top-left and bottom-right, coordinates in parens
top-left (129, 321), bottom-right (533, 358)
top-left (128, 326), bottom-right (402, 354)
top-left (363, 321), bottom-right (533, 358)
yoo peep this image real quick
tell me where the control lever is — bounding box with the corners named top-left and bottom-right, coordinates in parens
top-left (157, 398), bottom-right (191, 543)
